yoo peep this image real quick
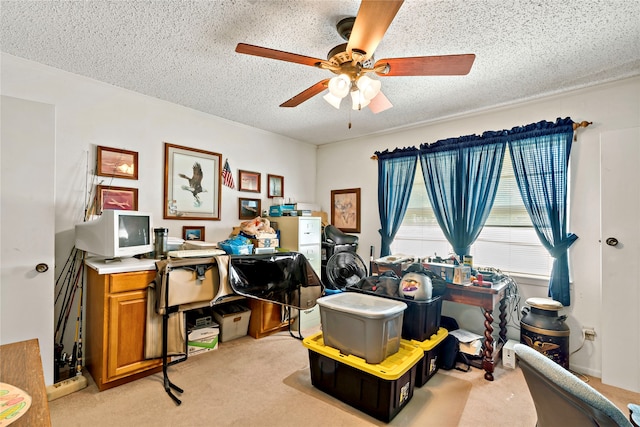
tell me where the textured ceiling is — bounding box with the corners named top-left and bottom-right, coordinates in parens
top-left (2, 0), bottom-right (639, 145)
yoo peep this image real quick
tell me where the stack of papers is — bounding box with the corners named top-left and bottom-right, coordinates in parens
top-left (449, 329), bottom-right (484, 356)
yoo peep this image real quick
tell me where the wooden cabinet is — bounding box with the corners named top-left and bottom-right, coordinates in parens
top-left (247, 299), bottom-right (289, 339)
top-left (269, 216), bottom-right (322, 274)
top-left (85, 264), bottom-right (161, 391)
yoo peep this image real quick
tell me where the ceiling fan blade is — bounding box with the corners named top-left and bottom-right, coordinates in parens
top-left (368, 91), bottom-right (393, 114)
top-left (347, 0), bottom-right (404, 60)
top-left (280, 79), bottom-right (330, 107)
top-left (374, 54), bottom-right (476, 77)
top-left (236, 43), bottom-right (323, 67)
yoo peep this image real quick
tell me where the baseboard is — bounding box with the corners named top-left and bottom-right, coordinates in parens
top-left (569, 363), bottom-right (601, 378)
top-left (46, 374), bottom-right (88, 401)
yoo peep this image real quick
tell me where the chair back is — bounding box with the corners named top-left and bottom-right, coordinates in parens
top-left (514, 343), bottom-right (632, 427)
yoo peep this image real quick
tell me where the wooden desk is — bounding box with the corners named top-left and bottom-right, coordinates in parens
top-left (443, 280), bottom-right (509, 381)
top-left (0, 339), bottom-right (52, 426)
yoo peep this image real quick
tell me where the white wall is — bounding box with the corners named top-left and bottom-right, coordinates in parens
top-left (1, 53), bottom-right (318, 371)
top-left (316, 76), bottom-right (640, 378)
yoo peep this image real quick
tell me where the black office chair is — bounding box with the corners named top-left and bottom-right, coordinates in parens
top-left (515, 343), bottom-right (634, 426)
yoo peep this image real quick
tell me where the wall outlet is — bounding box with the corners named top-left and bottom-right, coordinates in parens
top-left (583, 327), bottom-right (596, 341)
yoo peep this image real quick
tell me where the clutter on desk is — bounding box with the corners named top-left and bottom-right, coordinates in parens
top-left (224, 216), bottom-right (279, 254)
top-left (268, 198), bottom-right (320, 217)
top-left (423, 262), bottom-right (472, 285)
top-left (218, 235), bottom-right (254, 255)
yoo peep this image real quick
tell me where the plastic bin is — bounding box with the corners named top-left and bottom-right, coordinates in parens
top-left (316, 292), bottom-right (407, 364)
top-left (212, 303), bottom-right (251, 342)
top-left (407, 327), bottom-right (448, 387)
top-left (303, 331), bottom-right (422, 422)
top-left (345, 285), bottom-right (443, 342)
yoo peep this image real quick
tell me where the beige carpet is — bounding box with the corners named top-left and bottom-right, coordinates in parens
top-left (284, 368), bottom-right (472, 426)
top-left (48, 327), bottom-right (639, 426)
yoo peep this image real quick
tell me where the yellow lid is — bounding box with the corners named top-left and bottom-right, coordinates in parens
top-left (302, 331), bottom-right (423, 380)
top-left (407, 327), bottom-right (448, 350)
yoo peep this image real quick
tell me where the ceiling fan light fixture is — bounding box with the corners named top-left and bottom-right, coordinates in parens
top-left (356, 75), bottom-right (381, 100)
top-left (323, 92), bottom-right (343, 109)
top-left (328, 74), bottom-right (351, 98)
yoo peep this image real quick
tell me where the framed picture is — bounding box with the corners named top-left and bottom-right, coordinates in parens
top-left (183, 226), bottom-right (205, 241)
top-left (267, 174), bottom-right (284, 198)
top-left (238, 170), bottom-right (261, 193)
top-left (96, 185), bottom-right (138, 213)
top-left (163, 143), bottom-right (222, 220)
top-left (238, 198), bottom-right (261, 220)
top-left (331, 188), bottom-right (361, 233)
top-left (97, 146), bottom-right (138, 180)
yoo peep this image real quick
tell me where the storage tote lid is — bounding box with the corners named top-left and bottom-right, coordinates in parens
top-left (316, 292), bottom-right (407, 319)
top-left (302, 331), bottom-right (422, 380)
top-left (407, 327), bottom-right (448, 350)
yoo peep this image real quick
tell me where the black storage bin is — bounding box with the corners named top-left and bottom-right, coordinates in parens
top-left (303, 332), bottom-right (421, 422)
top-left (410, 327), bottom-right (448, 387)
top-left (346, 285), bottom-right (443, 342)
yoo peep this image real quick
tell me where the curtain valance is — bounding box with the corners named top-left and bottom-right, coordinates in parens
top-left (373, 117), bottom-right (574, 156)
top-left (374, 146), bottom-right (419, 160)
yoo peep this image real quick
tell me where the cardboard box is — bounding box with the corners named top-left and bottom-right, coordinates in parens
top-left (424, 262), bottom-right (471, 285)
top-left (188, 325), bottom-right (219, 356)
top-left (250, 236), bottom-right (279, 248)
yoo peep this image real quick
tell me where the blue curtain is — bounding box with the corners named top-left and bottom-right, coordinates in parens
top-left (419, 132), bottom-right (507, 258)
top-left (375, 147), bottom-right (418, 257)
top-left (508, 117), bottom-right (577, 306)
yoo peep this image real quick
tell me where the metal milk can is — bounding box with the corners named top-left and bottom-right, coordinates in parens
top-left (520, 297), bottom-right (570, 369)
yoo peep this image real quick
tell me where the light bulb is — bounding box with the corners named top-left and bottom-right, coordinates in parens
top-left (356, 75), bottom-right (381, 100)
top-left (328, 74), bottom-right (351, 98)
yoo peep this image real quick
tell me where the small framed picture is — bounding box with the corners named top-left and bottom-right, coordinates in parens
top-left (96, 185), bottom-right (138, 213)
top-left (183, 226), bottom-right (205, 241)
top-left (267, 174), bottom-right (284, 198)
top-left (97, 146), bottom-right (138, 180)
top-left (239, 198), bottom-right (261, 220)
top-left (331, 188), bottom-right (361, 233)
top-left (238, 170), bottom-right (261, 193)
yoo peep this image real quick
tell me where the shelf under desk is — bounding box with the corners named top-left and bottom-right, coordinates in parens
top-left (443, 280), bottom-right (509, 381)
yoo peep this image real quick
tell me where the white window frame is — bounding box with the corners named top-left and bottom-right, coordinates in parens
top-left (391, 148), bottom-right (554, 280)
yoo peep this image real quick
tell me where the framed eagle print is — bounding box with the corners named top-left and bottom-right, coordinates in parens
top-left (163, 142), bottom-right (222, 220)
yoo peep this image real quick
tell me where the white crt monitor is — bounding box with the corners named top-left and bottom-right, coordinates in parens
top-left (75, 209), bottom-right (153, 259)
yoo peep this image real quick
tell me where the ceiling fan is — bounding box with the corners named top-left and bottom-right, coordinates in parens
top-left (235, 0), bottom-right (475, 114)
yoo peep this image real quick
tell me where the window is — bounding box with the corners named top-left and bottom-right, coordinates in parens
top-left (391, 147), bottom-right (554, 277)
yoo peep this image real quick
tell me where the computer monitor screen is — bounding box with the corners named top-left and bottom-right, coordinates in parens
top-left (75, 209), bottom-right (153, 259)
